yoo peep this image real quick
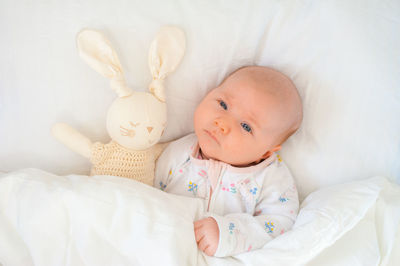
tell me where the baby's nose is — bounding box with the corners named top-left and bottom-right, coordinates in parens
top-left (214, 119), bottom-right (230, 134)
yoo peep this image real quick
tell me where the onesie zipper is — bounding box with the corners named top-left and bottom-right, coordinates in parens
top-left (207, 188), bottom-right (212, 211)
top-left (206, 160), bottom-right (225, 212)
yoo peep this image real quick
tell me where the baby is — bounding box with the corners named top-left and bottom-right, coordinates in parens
top-left (155, 66), bottom-right (302, 257)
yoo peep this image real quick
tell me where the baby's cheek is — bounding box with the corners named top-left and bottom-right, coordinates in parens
top-left (225, 140), bottom-right (260, 164)
top-left (226, 135), bottom-right (248, 153)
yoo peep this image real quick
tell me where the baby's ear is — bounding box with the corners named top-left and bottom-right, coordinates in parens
top-left (261, 145), bottom-right (281, 159)
top-left (272, 145), bottom-right (282, 152)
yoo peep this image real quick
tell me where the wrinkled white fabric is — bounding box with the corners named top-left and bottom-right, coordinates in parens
top-left (0, 169), bottom-right (399, 266)
top-left (0, 169), bottom-right (203, 266)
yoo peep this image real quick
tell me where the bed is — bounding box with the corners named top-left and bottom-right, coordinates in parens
top-left (0, 0), bottom-right (399, 265)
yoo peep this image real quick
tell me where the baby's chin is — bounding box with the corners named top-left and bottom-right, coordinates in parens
top-left (198, 143), bottom-right (244, 166)
top-left (199, 144), bottom-right (263, 167)
top-left (197, 141), bottom-right (213, 159)
top-left (197, 140), bottom-right (221, 161)
top-left (197, 132), bottom-right (261, 166)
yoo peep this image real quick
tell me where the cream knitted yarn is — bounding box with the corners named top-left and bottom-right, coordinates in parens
top-left (90, 141), bottom-right (166, 186)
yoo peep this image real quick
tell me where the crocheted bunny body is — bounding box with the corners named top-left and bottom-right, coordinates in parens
top-left (90, 141), bottom-right (167, 186)
top-left (52, 27), bottom-right (185, 185)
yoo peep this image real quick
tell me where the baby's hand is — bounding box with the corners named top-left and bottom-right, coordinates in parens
top-left (194, 217), bottom-right (219, 256)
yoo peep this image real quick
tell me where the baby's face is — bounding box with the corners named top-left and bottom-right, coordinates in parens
top-left (194, 74), bottom-right (285, 167)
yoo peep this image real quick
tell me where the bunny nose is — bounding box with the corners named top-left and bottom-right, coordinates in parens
top-left (214, 119), bottom-right (230, 135)
top-left (147, 127), bottom-right (154, 133)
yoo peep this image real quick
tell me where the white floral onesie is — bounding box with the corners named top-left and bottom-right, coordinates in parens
top-left (154, 133), bottom-right (299, 257)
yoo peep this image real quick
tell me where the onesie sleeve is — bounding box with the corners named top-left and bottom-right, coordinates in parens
top-left (208, 162), bottom-right (299, 257)
top-left (154, 142), bottom-right (171, 159)
top-left (154, 133), bottom-right (197, 190)
top-left (154, 142), bottom-right (175, 191)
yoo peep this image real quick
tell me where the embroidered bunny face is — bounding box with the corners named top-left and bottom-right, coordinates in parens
top-left (107, 91), bottom-right (166, 150)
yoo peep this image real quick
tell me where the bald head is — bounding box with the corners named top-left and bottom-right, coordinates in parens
top-left (224, 66), bottom-right (303, 144)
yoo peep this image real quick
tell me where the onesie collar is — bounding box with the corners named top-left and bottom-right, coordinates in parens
top-left (189, 142), bottom-right (276, 174)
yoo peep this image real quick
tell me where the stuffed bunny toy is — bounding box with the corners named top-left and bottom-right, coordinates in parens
top-left (52, 26), bottom-right (185, 186)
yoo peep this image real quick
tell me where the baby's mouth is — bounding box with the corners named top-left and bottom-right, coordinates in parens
top-left (204, 129), bottom-right (219, 145)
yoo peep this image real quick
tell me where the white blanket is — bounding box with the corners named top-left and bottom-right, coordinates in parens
top-left (0, 169), bottom-right (399, 266)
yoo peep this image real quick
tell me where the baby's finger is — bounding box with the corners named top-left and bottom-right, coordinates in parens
top-left (204, 244), bottom-right (216, 256)
top-left (193, 219), bottom-right (204, 230)
top-left (194, 227), bottom-right (205, 243)
top-left (197, 237), bottom-right (210, 253)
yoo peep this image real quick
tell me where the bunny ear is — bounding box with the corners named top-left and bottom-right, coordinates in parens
top-left (77, 29), bottom-right (132, 97)
top-left (148, 26), bottom-right (186, 102)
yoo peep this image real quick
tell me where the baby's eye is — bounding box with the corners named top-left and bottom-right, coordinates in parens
top-left (241, 122), bottom-right (252, 133)
top-left (219, 100), bottom-right (228, 110)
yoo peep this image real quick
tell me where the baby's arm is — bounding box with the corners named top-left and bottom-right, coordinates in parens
top-left (154, 134), bottom-right (195, 189)
top-left (154, 143), bottom-right (174, 190)
top-left (206, 168), bottom-right (299, 257)
top-left (154, 141), bottom-right (172, 159)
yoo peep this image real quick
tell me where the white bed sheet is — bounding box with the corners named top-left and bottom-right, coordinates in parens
top-left (0, 0), bottom-right (399, 200)
top-left (0, 169), bottom-right (399, 266)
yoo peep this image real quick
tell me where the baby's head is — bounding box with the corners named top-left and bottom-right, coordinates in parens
top-left (194, 66), bottom-right (302, 167)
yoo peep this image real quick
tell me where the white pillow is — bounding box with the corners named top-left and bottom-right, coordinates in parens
top-left (0, 0), bottom-right (399, 199)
